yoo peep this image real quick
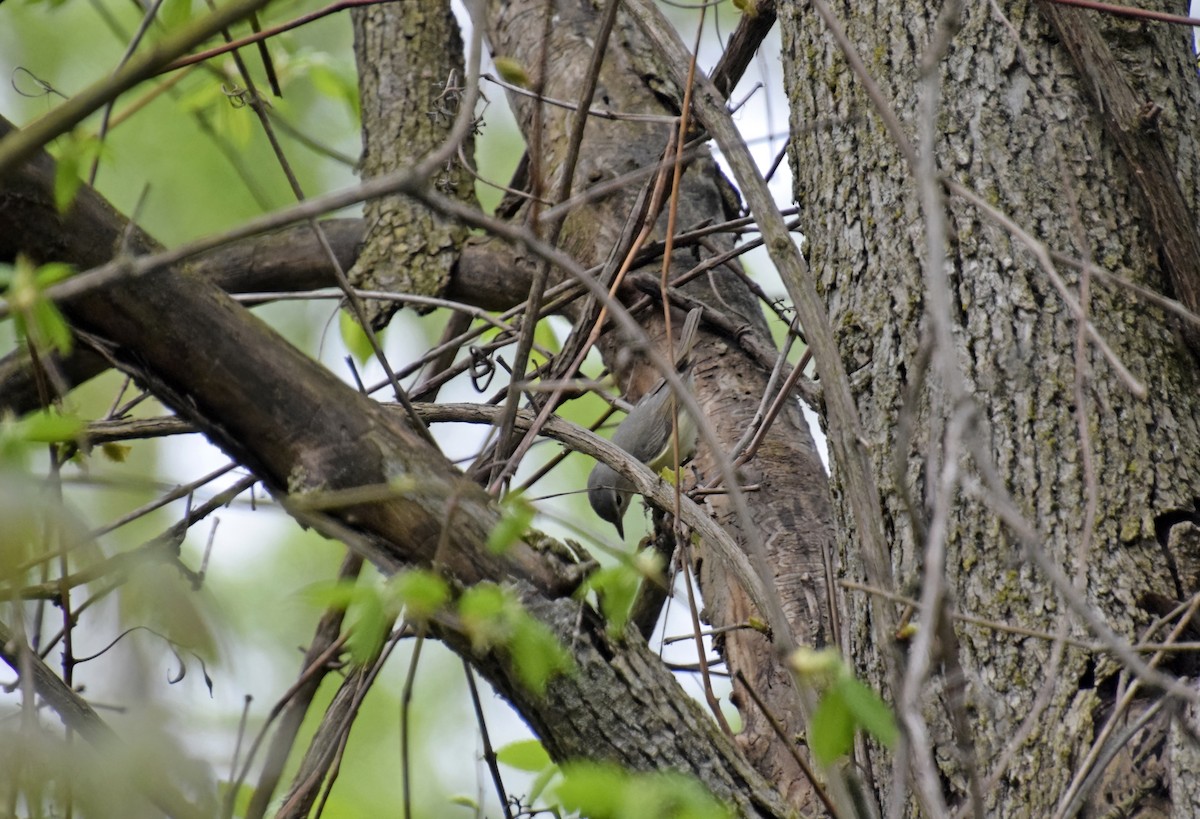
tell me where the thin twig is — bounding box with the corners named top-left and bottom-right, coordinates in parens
top-left (463, 660), bottom-right (514, 819)
top-left (734, 670), bottom-right (842, 819)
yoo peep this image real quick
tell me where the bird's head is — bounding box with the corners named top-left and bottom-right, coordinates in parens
top-left (587, 462), bottom-right (632, 539)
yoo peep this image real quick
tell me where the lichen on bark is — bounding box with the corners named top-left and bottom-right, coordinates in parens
top-left (781, 0), bottom-right (1200, 813)
top-left (350, 0), bottom-right (476, 328)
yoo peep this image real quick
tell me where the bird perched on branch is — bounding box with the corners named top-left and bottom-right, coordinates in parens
top-left (587, 308), bottom-right (703, 539)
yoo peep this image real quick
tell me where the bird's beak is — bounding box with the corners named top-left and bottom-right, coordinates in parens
top-left (615, 519), bottom-right (625, 540)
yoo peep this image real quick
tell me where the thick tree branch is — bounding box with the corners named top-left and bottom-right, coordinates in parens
top-left (0, 119), bottom-right (792, 814)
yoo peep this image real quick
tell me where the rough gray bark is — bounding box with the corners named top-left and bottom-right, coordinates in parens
top-left (781, 0), bottom-right (1200, 814)
top-left (350, 0), bottom-right (474, 328)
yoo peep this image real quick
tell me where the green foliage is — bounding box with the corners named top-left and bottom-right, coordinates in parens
top-left (305, 578), bottom-right (390, 665)
top-left (585, 564), bottom-right (640, 636)
top-left (386, 568), bottom-right (451, 623)
top-left (579, 548), bottom-right (664, 637)
top-left (583, 562), bottom-right (640, 637)
top-left (808, 685), bottom-right (857, 766)
top-left (3, 257), bottom-right (75, 357)
top-left (492, 56), bottom-right (529, 88)
top-left (0, 409), bottom-right (84, 461)
top-left (837, 675), bottom-right (897, 747)
top-left (557, 762), bottom-right (732, 819)
top-left (458, 583), bottom-right (574, 695)
top-left (51, 130), bottom-right (103, 212)
top-left (0, 1), bottom-right (706, 814)
top-left (508, 614), bottom-right (573, 696)
top-left (788, 647), bottom-right (898, 764)
top-left (487, 490), bottom-right (535, 554)
top-left (496, 738), bottom-right (552, 772)
top-left (497, 737), bottom-right (559, 805)
top-left (457, 583), bottom-right (510, 650)
top-left (338, 308), bottom-right (376, 366)
top-left (307, 574), bottom-right (571, 694)
top-left (493, 748), bottom-right (730, 819)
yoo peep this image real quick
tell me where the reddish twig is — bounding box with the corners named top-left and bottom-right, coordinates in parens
top-left (160, 0), bottom-right (397, 73)
top-left (1045, 0), bottom-right (1200, 27)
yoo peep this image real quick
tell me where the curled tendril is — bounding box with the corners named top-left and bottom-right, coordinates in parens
top-left (12, 66), bottom-right (65, 99)
top-left (468, 345), bottom-right (497, 392)
top-left (73, 625), bottom-right (215, 697)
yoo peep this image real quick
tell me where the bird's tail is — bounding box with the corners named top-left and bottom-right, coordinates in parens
top-left (674, 307), bottom-right (703, 371)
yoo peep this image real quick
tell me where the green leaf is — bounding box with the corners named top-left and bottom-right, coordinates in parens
top-left (338, 308), bottom-right (374, 365)
top-left (7, 257), bottom-right (75, 356)
top-left (495, 739), bottom-right (552, 772)
top-left (386, 569), bottom-right (450, 622)
top-left (837, 676), bottom-right (898, 748)
top-left (304, 579), bottom-right (361, 610)
top-left (557, 763), bottom-right (730, 819)
top-left (32, 298), bottom-right (73, 354)
top-left (487, 491), bottom-right (534, 554)
top-left (51, 133), bottom-right (103, 213)
top-left (457, 584), bottom-right (572, 694)
top-left (344, 584), bottom-right (387, 665)
top-left (15, 410), bottom-right (84, 444)
top-left (620, 772), bottom-right (732, 819)
top-left (492, 56), bottom-right (529, 88)
top-left (304, 580), bottom-right (389, 665)
top-left (457, 584), bottom-right (512, 652)
top-left (509, 614), bottom-right (573, 695)
top-left (585, 563), bottom-right (642, 637)
top-left (101, 442), bottom-right (132, 462)
top-left (34, 262), bottom-right (74, 287)
top-left (556, 762), bottom-right (625, 817)
top-left (54, 146), bottom-right (84, 214)
top-left (808, 687), bottom-right (855, 765)
top-left (529, 763), bottom-right (561, 804)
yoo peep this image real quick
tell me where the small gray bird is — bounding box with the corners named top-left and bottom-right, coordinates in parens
top-left (587, 309), bottom-right (702, 538)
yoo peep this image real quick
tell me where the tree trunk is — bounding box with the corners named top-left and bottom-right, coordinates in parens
top-left (481, 0), bottom-right (838, 808)
top-left (781, 0), bottom-right (1200, 814)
